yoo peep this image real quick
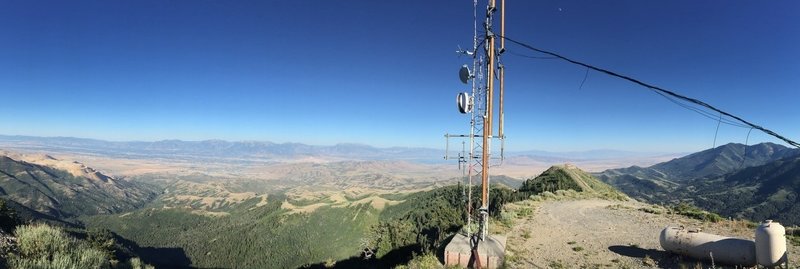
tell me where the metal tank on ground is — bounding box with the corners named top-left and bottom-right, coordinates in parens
top-left (755, 220), bottom-right (788, 267)
top-left (660, 226), bottom-right (757, 266)
top-left (660, 221), bottom-right (790, 268)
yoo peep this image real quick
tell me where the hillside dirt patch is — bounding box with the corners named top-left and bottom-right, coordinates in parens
top-left (505, 198), bottom-right (799, 268)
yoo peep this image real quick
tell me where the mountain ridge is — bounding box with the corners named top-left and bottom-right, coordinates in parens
top-left (0, 135), bottom-right (443, 162)
top-left (681, 154), bottom-right (800, 225)
top-left (0, 152), bottom-right (158, 218)
top-left (521, 164), bottom-right (627, 200)
top-left (597, 142), bottom-right (800, 225)
top-left (0, 134), bottom-right (683, 163)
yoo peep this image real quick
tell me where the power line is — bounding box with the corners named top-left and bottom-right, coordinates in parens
top-left (506, 37), bottom-right (749, 128)
top-left (712, 113), bottom-right (722, 148)
top-left (739, 127), bottom-right (754, 169)
top-left (651, 90), bottom-right (749, 128)
top-left (577, 68), bottom-right (589, 90)
top-left (507, 51), bottom-right (558, 60)
top-left (498, 34), bottom-right (800, 148)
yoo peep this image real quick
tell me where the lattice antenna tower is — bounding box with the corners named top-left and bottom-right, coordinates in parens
top-left (444, 0), bottom-right (506, 241)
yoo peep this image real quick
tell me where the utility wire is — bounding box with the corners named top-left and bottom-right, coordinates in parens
top-left (739, 127), bottom-right (754, 169)
top-left (654, 89), bottom-right (749, 127)
top-left (578, 68), bottom-right (589, 90)
top-left (506, 37), bottom-right (748, 127)
top-left (507, 51), bottom-right (558, 60)
top-left (498, 34), bottom-right (800, 148)
top-left (713, 113), bottom-right (722, 148)
top-left (504, 35), bottom-right (750, 128)
top-left (652, 90), bottom-right (749, 128)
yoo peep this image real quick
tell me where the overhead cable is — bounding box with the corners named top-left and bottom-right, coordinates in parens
top-left (498, 35), bottom-right (800, 148)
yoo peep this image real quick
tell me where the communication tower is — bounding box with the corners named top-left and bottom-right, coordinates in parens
top-left (444, 0), bottom-right (507, 261)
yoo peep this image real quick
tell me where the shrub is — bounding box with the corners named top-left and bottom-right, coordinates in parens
top-left (516, 207), bottom-right (533, 218)
top-left (638, 207), bottom-right (662, 215)
top-left (548, 260), bottom-right (566, 269)
top-left (672, 203), bottom-right (724, 223)
top-left (9, 224), bottom-right (110, 269)
top-left (396, 252), bottom-right (442, 269)
top-left (499, 211), bottom-right (515, 227)
top-left (121, 257), bottom-right (155, 269)
top-left (324, 257), bottom-right (336, 268)
top-left (87, 228), bottom-right (117, 259)
top-left (541, 191), bottom-right (556, 199)
top-left (788, 235), bottom-right (800, 247)
top-left (8, 224), bottom-right (153, 269)
top-left (9, 245), bottom-right (109, 269)
top-left (0, 199), bottom-right (20, 233)
top-left (14, 224), bottom-right (72, 258)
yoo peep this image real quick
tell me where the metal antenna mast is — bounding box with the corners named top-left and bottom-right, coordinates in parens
top-left (445, 0), bottom-right (506, 242)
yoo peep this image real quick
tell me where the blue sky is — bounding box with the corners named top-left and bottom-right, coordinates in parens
top-left (0, 1), bottom-right (798, 152)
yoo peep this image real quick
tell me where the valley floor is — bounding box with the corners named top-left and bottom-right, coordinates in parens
top-left (503, 198), bottom-right (799, 269)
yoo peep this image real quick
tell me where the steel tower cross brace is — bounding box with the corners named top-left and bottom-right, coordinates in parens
top-left (445, 0), bottom-right (506, 242)
top-left (443, 1), bottom-right (508, 268)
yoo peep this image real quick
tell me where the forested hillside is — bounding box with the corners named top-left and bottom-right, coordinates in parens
top-left (300, 184), bottom-right (526, 269)
top-left (675, 155), bottom-right (800, 225)
top-left (520, 165), bottom-right (626, 200)
top-left (598, 143), bottom-right (800, 225)
top-left (82, 194), bottom-right (380, 268)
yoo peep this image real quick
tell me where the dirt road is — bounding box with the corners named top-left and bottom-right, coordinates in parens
top-left (503, 198), bottom-right (798, 268)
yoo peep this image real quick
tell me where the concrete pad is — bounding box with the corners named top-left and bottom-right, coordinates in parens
top-left (444, 233), bottom-right (506, 269)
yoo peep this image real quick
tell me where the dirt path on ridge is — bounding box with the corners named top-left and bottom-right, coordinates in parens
top-left (503, 198), bottom-right (799, 268)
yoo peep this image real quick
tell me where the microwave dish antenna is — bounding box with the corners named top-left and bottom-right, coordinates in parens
top-left (459, 64), bottom-right (473, 84)
top-left (457, 92), bottom-right (473, 114)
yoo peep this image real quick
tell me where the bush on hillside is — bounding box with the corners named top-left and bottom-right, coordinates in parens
top-left (519, 169), bottom-right (581, 194)
top-left (123, 257), bottom-right (155, 269)
top-left (87, 228), bottom-right (117, 261)
top-left (7, 224), bottom-right (155, 269)
top-left (672, 202), bottom-right (724, 223)
top-left (0, 199), bottom-right (20, 233)
top-left (10, 224), bottom-right (109, 269)
top-left (393, 252), bottom-right (443, 269)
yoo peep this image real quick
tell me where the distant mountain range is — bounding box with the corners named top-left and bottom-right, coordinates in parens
top-left (597, 142), bottom-right (800, 225)
top-left (0, 135), bottom-right (442, 162)
top-left (0, 135), bottom-right (676, 164)
top-left (694, 154), bottom-right (800, 225)
top-left (511, 149), bottom-right (681, 161)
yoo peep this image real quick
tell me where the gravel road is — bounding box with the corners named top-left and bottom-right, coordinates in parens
top-left (503, 198), bottom-right (798, 269)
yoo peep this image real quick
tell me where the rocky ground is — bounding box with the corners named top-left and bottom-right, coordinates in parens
top-left (502, 197), bottom-right (798, 269)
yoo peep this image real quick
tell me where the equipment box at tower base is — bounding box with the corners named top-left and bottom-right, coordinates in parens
top-left (444, 234), bottom-right (506, 269)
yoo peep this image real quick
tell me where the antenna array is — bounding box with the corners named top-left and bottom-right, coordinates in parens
top-left (444, 0), bottom-right (506, 242)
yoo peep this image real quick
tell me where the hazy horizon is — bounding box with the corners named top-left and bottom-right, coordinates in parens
top-left (0, 133), bottom-right (704, 155)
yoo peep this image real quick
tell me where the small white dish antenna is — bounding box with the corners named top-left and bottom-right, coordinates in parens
top-left (457, 92), bottom-right (473, 114)
top-left (459, 65), bottom-right (472, 84)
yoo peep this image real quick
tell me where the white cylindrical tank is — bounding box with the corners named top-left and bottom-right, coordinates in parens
top-left (660, 226), bottom-right (756, 266)
top-left (755, 220), bottom-right (788, 267)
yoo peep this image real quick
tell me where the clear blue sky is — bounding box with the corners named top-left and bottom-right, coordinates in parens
top-left (1, 1), bottom-right (798, 152)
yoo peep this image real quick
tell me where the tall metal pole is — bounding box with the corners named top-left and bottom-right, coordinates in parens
top-left (497, 0), bottom-right (506, 140)
top-left (466, 0), bottom-right (479, 237)
top-left (480, 0), bottom-right (497, 240)
top-left (447, 0), bottom-right (506, 243)
top-left (500, 0), bottom-right (505, 50)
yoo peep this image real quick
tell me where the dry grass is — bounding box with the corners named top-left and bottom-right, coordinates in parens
top-left (280, 188), bottom-right (407, 214)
